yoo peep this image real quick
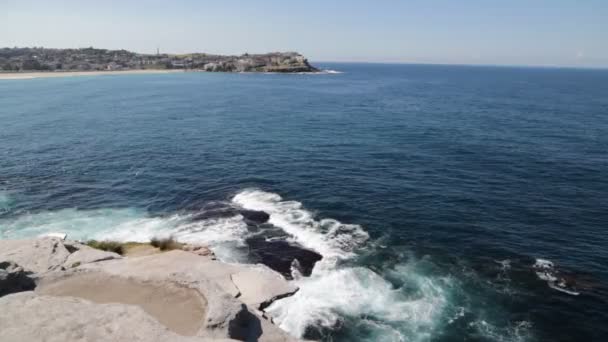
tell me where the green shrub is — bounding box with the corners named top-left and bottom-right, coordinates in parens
top-left (85, 240), bottom-right (124, 255)
top-left (150, 236), bottom-right (182, 251)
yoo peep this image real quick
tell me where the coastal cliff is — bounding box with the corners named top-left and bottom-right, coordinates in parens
top-left (0, 47), bottom-right (319, 73)
top-left (0, 236), bottom-right (302, 342)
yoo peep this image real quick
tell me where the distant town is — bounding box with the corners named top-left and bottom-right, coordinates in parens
top-left (0, 47), bottom-right (319, 73)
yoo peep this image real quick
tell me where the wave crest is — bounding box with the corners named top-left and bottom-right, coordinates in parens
top-left (233, 189), bottom-right (451, 340)
top-left (232, 189), bottom-right (368, 266)
top-left (266, 263), bottom-right (449, 340)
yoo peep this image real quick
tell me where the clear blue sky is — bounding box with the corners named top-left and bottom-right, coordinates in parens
top-left (2, 0), bottom-right (607, 67)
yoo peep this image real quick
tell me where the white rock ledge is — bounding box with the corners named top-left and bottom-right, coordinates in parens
top-left (0, 237), bottom-right (302, 342)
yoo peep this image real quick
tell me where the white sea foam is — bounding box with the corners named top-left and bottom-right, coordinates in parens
top-left (469, 319), bottom-right (532, 342)
top-left (533, 258), bottom-right (579, 296)
top-left (533, 258), bottom-right (554, 270)
top-left (266, 264), bottom-right (449, 340)
top-left (0, 208), bottom-right (160, 240)
top-left (322, 69), bottom-right (344, 74)
top-left (299, 69), bottom-right (344, 75)
top-left (0, 207), bottom-right (250, 262)
top-left (232, 189), bottom-right (368, 268)
top-left (169, 214), bottom-right (250, 262)
top-left (233, 189), bottom-right (449, 340)
top-left (448, 307), bottom-right (466, 324)
top-left (533, 258), bottom-right (557, 282)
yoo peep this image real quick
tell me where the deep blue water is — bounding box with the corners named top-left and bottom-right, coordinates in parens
top-left (1, 64), bottom-right (607, 341)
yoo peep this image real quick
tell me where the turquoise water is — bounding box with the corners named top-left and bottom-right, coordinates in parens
top-left (1, 64), bottom-right (607, 341)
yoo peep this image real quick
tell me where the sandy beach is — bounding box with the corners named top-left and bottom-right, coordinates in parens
top-left (0, 69), bottom-right (184, 80)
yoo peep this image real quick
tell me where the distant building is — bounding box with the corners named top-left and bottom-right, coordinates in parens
top-left (106, 62), bottom-right (122, 70)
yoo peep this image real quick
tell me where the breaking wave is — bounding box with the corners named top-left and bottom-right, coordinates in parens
top-left (232, 189), bottom-right (452, 340)
top-left (232, 189), bottom-right (368, 268)
top-left (291, 69), bottom-right (343, 75)
top-left (266, 263), bottom-right (451, 341)
top-left (533, 258), bottom-right (580, 296)
top-left (232, 189), bottom-right (532, 341)
top-left (0, 207), bottom-right (250, 262)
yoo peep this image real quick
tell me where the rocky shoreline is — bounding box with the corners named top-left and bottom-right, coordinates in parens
top-left (0, 236), bottom-right (303, 342)
top-left (0, 47), bottom-right (319, 73)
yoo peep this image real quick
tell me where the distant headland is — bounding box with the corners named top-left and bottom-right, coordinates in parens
top-left (0, 47), bottom-right (319, 74)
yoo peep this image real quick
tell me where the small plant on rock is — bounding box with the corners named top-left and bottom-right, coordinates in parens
top-left (85, 240), bottom-right (124, 255)
top-left (150, 236), bottom-right (182, 251)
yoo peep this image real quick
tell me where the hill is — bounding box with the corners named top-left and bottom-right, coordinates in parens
top-left (0, 47), bottom-right (319, 73)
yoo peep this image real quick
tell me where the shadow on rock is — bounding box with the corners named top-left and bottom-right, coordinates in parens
top-left (229, 304), bottom-right (263, 342)
top-left (0, 261), bottom-right (36, 297)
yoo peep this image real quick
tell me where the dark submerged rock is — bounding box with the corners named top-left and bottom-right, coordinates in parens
top-left (246, 237), bottom-right (322, 278)
top-left (240, 209), bottom-right (270, 224)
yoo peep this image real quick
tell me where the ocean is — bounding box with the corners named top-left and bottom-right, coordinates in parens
top-left (1, 63), bottom-right (607, 341)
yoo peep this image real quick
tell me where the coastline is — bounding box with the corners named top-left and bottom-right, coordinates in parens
top-left (0, 69), bottom-right (329, 80)
top-left (0, 236), bottom-right (301, 341)
top-left (0, 69), bottom-right (184, 80)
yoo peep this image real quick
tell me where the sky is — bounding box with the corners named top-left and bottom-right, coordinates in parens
top-left (2, 0), bottom-right (608, 68)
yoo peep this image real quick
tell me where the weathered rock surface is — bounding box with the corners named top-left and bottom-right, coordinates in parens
top-left (0, 237), bottom-right (301, 342)
top-left (197, 52), bottom-right (318, 73)
top-left (79, 250), bottom-right (298, 308)
top-left (231, 264), bottom-right (298, 309)
top-left (0, 238), bottom-right (71, 274)
top-left (37, 273), bottom-right (207, 336)
top-left (0, 291), bottom-right (235, 342)
top-left (63, 243), bottom-right (122, 268)
top-left (182, 243), bottom-right (216, 258)
top-left (74, 251), bottom-right (247, 337)
top-left (0, 238), bottom-right (122, 274)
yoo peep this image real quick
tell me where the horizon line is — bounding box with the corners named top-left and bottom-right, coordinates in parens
top-left (313, 60), bottom-right (608, 71)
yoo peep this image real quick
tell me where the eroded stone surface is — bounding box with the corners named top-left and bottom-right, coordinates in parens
top-left (0, 292), bottom-right (231, 342)
top-left (0, 239), bottom-right (302, 342)
top-left (231, 264), bottom-right (298, 309)
top-left (77, 250), bottom-right (300, 341)
top-left (182, 244), bottom-right (215, 258)
top-left (63, 245), bottom-right (121, 268)
top-left (37, 273), bottom-right (206, 336)
top-left (0, 238), bottom-right (70, 274)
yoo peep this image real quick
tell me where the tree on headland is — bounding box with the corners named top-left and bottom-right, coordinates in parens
top-left (21, 59), bottom-right (43, 70)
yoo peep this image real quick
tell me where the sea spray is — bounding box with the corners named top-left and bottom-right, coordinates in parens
top-left (232, 189), bottom-right (450, 340)
top-left (265, 265), bottom-right (450, 340)
top-left (170, 214), bottom-right (250, 262)
top-left (232, 189), bottom-right (369, 267)
top-left (0, 207), bottom-right (251, 262)
top-left (0, 208), bottom-right (179, 240)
